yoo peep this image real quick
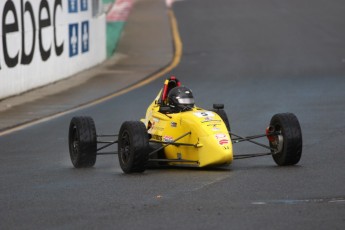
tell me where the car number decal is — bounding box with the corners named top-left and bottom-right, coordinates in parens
top-left (194, 111), bottom-right (214, 118)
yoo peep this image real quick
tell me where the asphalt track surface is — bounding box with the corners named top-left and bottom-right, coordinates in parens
top-left (1, 0), bottom-right (345, 229)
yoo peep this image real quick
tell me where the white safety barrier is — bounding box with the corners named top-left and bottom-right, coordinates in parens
top-left (0, 0), bottom-right (106, 100)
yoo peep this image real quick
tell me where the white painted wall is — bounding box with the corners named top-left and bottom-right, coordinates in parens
top-left (0, 0), bottom-right (106, 99)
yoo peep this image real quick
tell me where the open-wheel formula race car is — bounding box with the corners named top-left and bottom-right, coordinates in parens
top-left (68, 77), bottom-right (302, 173)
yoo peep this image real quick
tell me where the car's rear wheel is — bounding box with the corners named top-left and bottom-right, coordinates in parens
top-left (269, 113), bottom-right (302, 166)
top-left (68, 116), bottom-right (97, 168)
top-left (211, 104), bottom-right (231, 133)
top-left (118, 121), bottom-right (149, 173)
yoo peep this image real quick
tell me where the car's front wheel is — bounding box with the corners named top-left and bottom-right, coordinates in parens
top-left (68, 116), bottom-right (97, 168)
top-left (118, 121), bottom-right (149, 173)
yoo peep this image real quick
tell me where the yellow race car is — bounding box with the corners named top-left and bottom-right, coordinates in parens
top-left (68, 77), bottom-right (302, 173)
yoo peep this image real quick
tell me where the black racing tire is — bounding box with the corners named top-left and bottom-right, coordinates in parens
top-left (211, 108), bottom-right (231, 133)
top-left (269, 113), bottom-right (302, 166)
top-left (68, 116), bottom-right (97, 168)
top-left (118, 121), bottom-right (149, 173)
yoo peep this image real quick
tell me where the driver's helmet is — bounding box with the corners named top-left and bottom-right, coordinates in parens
top-left (168, 86), bottom-right (195, 111)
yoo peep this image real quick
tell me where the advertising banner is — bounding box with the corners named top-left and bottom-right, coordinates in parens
top-left (0, 0), bottom-right (106, 99)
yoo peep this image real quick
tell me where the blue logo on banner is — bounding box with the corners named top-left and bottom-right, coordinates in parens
top-left (69, 24), bottom-right (79, 57)
top-left (81, 21), bottom-right (89, 53)
top-left (67, 0), bottom-right (90, 57)
top-left (80, 0), bottom-right (88, 11)
top-left (68, 0), bottom-right (78, 13)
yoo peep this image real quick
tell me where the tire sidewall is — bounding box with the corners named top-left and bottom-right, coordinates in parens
top-left (118, 127), bottom-right (134, 173)
top-left (270, 113), bottom-right (302, 166)
top-left (69, 120), bottom-right (80, 166)
top-left (68, 116), bottom-right (97, 168)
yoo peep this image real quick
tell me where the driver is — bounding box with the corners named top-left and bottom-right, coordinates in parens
top-left (167, 86), bottom-right (195, 112)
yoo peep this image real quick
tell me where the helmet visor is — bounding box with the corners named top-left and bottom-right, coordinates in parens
top-left (177, 98), bottom-right (195, 105)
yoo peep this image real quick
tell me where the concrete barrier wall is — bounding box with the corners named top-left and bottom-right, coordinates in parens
top-left (0, 0), bottom-right (106, 100)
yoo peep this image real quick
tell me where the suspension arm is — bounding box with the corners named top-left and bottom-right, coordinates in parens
top-left (234, 152), bottom-right (273, 159)
top-left (149, 140), bottom-right (197, 147)
top-left (230, 132), bottom-right (276, 151)
top-left (96, 140), bottom-right (118, 152)
top-left (232, 134), bottom-right (267, 143)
